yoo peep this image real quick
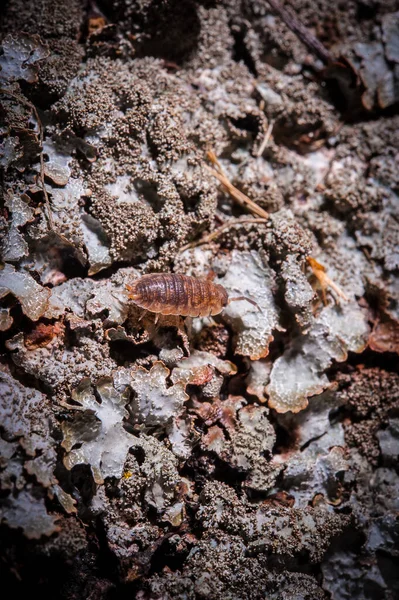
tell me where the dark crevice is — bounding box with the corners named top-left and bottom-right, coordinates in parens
top-left (272, 421), bottom-right (297, 456)
top-left (231, 26), bottom-right (258, 77)
top-left (89, 261), bottom-right (141, 281)
top-left (133, 179), bottom-right (163, 213)
top-left (300, 432), bottom-right (326, 452)
top-left (148, 535), bottom-right (190, 575)
top-left (109, 338), bottom-right (158, 366)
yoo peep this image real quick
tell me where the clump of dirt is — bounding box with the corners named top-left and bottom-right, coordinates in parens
top-left (338, 366), bottom-right (399, 464)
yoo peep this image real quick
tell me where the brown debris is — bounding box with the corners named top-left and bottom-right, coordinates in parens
top-left (179, 218), bottom-right (267, 252)
top-left (255, 119), bottom-right (274, 157)
top-left (306, 256), bottom-right (349, 305)
top-left (368, 317), bottom-right (399, 355)
top-left (25, 321), bottom-right (64, 350)
top-left (193, 395), bottom-right (244, 433)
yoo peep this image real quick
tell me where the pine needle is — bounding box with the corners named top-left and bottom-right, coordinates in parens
top-left (206, 150), bottom-right (269, 220)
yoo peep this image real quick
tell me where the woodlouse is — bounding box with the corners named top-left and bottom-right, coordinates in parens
top-left (127, 273), bottom-right (258, 318)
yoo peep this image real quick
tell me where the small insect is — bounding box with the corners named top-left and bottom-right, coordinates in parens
top-left (127, 273), bottom-right (258, 319)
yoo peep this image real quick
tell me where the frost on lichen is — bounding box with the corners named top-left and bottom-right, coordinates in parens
top-left (81, 213), bottom-right (112, 275)
top-left (219, 250), bottom-right (281, 360)
top-left (166, 415), bottom-right (198, 460)
top-left (62, 377), bottom-right (133, 484)
top-left (42, 139), bottom-right (71, 186)
top-left (85, 269), bottom-right (134, 324)
top-left (267, 303), bottom-right (370, 413)
top-left (47, 178), bottom-right (87, 251)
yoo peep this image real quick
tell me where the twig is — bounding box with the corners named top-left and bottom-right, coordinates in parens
top-left (207, 150), bottom-right (223, 172)
top-left (205, 165), bottom-right (269, 219)
top-left (265, 0), bottom-right (334, 65)
top-left (256, 120), bottom-right (274, 157)
top-left (0, 87), bottom-right (76, 249)
top-left (206, 150), bottom-right (269, 220)
top-left (179, 218), bottom-right (268, 252)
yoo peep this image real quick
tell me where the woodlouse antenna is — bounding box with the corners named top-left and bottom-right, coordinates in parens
top-left (126, 283), bottom-right (139, 301)
top-left (228, 296), bottom-right (261, 312)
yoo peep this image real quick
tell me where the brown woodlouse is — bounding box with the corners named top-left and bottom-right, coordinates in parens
top-left (127, 273), bottom-right (258, 319)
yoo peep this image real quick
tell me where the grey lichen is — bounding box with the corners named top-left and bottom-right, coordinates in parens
top-left (129, 361), bottom-right (188, 427)
top-left (62, 377), bottom-right (133, 484)
top-left (0, 368), bottom-right (68, 538)
top-left (0, 264), bottom-right (51, 321)
top-left (267, 302), bottom-right (369, 413)
top-left (219, 250), bottom-right (281, 360)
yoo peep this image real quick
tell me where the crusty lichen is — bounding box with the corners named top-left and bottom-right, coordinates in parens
top-left (267, 302), bottom-right (370, 413)
top-left (0, 367), bottom-right (72, 538)
top-left (61, 377), bottom-right (133, 484)
top-left (219, 250), bottom-right (281, 360)
top-left (129, 361), bottom-right (189, 427)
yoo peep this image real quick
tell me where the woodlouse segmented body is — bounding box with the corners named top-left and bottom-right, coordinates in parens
top-left (127, 273), bottom-right (229, 317)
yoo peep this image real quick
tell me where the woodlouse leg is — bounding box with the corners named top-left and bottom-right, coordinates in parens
top-left (154, 313), bottom-right (159, 326)
top-left (205, 270), bottom-right (216, 281)
top-left (185, 316), bottom-right (192, 333)
top-left (138, 310), bottom-right (148, 322)
top-left (228, 296), bottom-right (261, 312)
top-left (181, 316), bottom-right (192, 352)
